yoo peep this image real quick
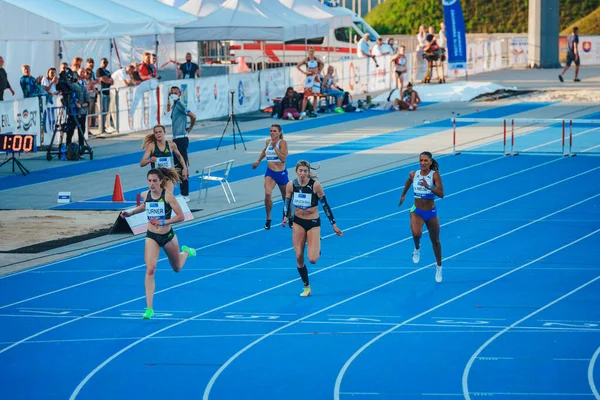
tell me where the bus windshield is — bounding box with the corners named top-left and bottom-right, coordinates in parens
top-left (354, 20), bottom-right (380, 41)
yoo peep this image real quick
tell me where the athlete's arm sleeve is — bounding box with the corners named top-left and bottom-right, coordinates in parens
top-left (319, 196), bottom-right (335, 225)
top-left (283, 197), bottom-right (292, 219)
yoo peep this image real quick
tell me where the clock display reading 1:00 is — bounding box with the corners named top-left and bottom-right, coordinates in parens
top-left (0, 134), bottom-right (36, 152)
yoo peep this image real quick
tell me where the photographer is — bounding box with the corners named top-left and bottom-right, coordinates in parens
top-left (59, 69), bottom-right (89, 151)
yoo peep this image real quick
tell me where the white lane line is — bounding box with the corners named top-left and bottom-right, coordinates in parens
top-left (462, 275), bottom-right (600, 400)
top-left (333, 228), bottom-right (600, 400)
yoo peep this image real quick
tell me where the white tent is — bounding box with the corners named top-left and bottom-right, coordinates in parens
top-left (174, 0), bottom-right (322, 42)
top-left (58, 0), bottom-right (166, 37)
top-left (113, 0), bottom-right (198, 27)
top-left (0, 0), bottom-right (112, 41)
top-left (254, 0), bottom-right (329, 39)
top-left (279, 0), bottom-right (352, 29)
top-left (173, 0), bottom-right (226, 18)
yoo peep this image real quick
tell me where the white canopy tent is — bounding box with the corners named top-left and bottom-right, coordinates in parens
top-left (0, 0), bottom-right (112, 41)
top-left (173, 0), bottom-right (226, 18)
top-left (0, 0), bottom-right (198, 99)
top-left (279, 0), bottom-right (352, 29)
top-left (174, 0), bottom-right (325, 42)
top-left (254, 0), bottom-right (329, 40)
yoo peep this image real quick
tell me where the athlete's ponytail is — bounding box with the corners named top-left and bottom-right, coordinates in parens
top-left (420, 151), bottom-right (439, 172)
top-left (148, 168), bottom-right (181, 189)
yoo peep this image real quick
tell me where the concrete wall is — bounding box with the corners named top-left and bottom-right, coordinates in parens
top-left (527, 0), bottom-right (561, 68)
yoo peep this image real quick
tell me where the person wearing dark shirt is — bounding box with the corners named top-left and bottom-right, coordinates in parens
top-left (559, 27), bottom-right (581, 83)
top-left (0, 56), bottom-right (15, 101)
top-left (96, 58), bottom-right (115, 133)
top-left (178, 53), bottom-right (200, 80)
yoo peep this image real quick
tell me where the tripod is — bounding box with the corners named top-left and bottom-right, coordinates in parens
top-left (217, 90), bottom-right (246, 150)
top-left (0, 151), bottom-right (29, 176)
top-left (46, 105), bottom-right (94, 161)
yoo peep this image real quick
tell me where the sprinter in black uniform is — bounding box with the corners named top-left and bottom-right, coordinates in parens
top-left (120, 168), bottom-right (196, 320)
top-left (282, 160), bottom-right (343, 297)
top-left (140, 124), bottom-right (188, 192)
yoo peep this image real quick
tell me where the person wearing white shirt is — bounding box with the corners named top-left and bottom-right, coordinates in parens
top-left (438, 22), bottom-right (447, 50)
top-left (416, 25), bottom-right (427, 51)
top-left (357, 33), bottom-right (378, 67)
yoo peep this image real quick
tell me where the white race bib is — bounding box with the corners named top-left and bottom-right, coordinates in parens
top-left (156, 157), bottom-right (172, 168)
top-left (293, 192), bottom-right (312, 209)
top-left (146, 202), bottom-right (166, 220)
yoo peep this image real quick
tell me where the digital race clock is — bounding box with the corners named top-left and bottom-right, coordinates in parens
top-left (0, 134), bottom-right (37, 153)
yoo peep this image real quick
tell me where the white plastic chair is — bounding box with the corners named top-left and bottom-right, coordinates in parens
top-left (198, 160), bottom-right (236, 204)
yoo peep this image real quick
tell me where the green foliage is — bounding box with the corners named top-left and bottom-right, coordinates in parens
top-left (562, 6), bottom-right (600, 34)
top-left (365, 0), bottom-right (599, 35)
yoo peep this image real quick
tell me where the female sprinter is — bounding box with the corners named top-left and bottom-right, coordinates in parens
top-left (140, 124), bottom-right (188, 192)
top-left (252, 124), bottom-right (289, 230)
top-left (120, 168), bottom-right (196, 319)
top-left (282, 160), bottom-right (343, 296)
top-left (399, 151), bottom-right (445, 283)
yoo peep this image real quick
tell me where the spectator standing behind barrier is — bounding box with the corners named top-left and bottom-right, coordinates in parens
top-left (0, 57), bottom-right (15, 101)
top-left (41, 68), bottom-right (59, 96)
top-left (96, 58), bottom-right (115, 133)
top-left (20, 64), bottom-right (51, 104)
top-left (168, 86), bottom-right (196, 202)
top-left (559, 27), bottom-right (581, 83)
top-left (357, 33), bottom-right (378, 67)
top-left (139, 52), bottom-right (156, 81)
top-left (178, 53), bottom-right (200, 80)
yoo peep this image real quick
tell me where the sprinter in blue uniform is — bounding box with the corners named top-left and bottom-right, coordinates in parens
top-left (399, 151), bottom-right (445, 282)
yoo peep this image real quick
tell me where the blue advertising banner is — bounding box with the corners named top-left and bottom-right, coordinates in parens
top-left (443, 0), bottom-right (467, 70)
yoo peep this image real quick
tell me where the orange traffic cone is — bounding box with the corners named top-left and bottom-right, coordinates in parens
top-left (112, 174), bottom-right (125, 202)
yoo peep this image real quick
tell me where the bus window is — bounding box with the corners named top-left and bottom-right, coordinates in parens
top-left (285, 37), bottom-right (325, 45)
top-left (354, 21), bottom-right (379, 41)
top-left (334, 27), bottom-right (361, 44)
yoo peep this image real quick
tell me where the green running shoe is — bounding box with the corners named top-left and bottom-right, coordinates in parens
top-left (181, 245), bottom-right (196, 257)
top-left (142, 308), bottom-right (154, 320)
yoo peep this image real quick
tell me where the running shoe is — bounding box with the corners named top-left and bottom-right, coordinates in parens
top-left (558, 74), bottom-right (564, 82)
top-left (412, 248), bottom-right (420, 264)
top-left (181, 245), bottom-right (196, 257)
top-left (142, 308), bottom-right (154, 320)
top-left (334, 107), bottom-right (345, 114)
top-left (300, 287), bottom-right (311, 297)
top-left (435, 265), bottom-right (443, 283)
top-left (264, 219), bottom-right (272, 230)
top-left (574, 78), bottom-right (581, 82)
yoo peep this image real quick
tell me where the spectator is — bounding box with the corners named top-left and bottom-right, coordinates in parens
top-left (96, 58), bottom-right (115, 133)
top-left (71, 56), bottom-right (83, 72)
top-left (59, 62), bottom-right (69, 74)
top-left (278, 87), bottom-right (301, 120)
top-left (416, 25), bottom-right (427, 51)
top-left (0, 56), bottom-right (15, 101)
top-left (111, 64), bottom-right (136, 88)
top-left (19, 64), bottom-right (45, 99)
top-left (438, 22), bottom-right (447, 51)
top-left (85, 58), bottom-right (96, 80)
top-left (357, 33), bottom-right (378, 67)
top-left (130, 63), bottom-right (143, 85)
top-left (41, 67), bottom-right (59, 96)
top-left (382, 38), bottom-right (396, 55)
top-left (322, 66), bottom-right (345, 113)
top-left (178, 52), bottom-right (200, 79)
top-left (138, 52), bottom-right (156, 81)
top-left (373, 37), bottom-right (390, 57)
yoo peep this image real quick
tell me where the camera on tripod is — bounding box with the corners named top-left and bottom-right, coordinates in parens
top-left (45, 68), bottom-right (94, 161)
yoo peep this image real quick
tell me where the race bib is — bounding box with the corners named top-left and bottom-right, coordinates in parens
top-left (146, 202), bottom-right (166, 220)
top-left (156, 157), bottom-right (172, 168)
top-left (293, 192), bottom-right (312, 209)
